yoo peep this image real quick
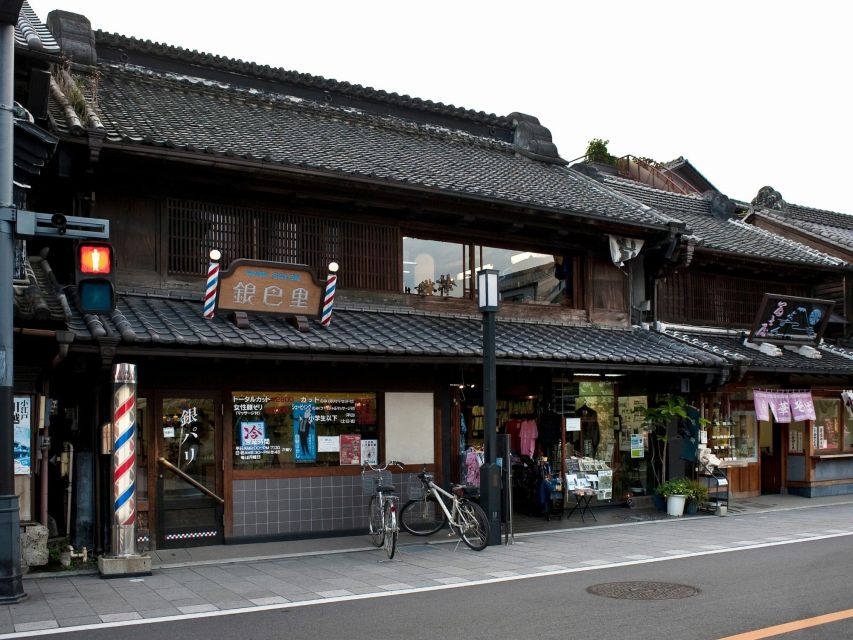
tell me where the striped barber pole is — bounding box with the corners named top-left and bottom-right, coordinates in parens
top-left (203, 258), bottom-right (220, 319)
top-left (112, 363), bottom-right (138, 556)
top-left (320, 262), bottom-right (339, 327)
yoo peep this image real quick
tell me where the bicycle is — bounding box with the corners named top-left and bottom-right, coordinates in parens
top-left (399, 468), bottom-right (490, 551)
top-left (361, 460), bottom-right (404, 559)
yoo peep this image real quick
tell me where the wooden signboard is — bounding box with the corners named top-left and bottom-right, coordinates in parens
top-left (216, 259), bottom-right (324, 318)
top-left (748, 294), bottom-right (834, 345)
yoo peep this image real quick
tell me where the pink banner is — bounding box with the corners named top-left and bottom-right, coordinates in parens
top-left (790, 392), bottom-right (816, 421)
top-left (753, 391), bottom-right (770, 421)
top-left (754, 390), bottom-right (815, 423)
top-left (768, 392), bottom-right (792, 423)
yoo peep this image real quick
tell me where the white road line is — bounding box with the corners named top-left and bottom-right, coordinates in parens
top-left (3, 530), bottom-right (852, 639)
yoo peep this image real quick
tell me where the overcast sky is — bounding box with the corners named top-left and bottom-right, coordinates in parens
top-left (25, 1), bottom-right (853, 214)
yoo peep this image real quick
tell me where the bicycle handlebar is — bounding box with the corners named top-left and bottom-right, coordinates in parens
top-left (362, 460), bottom-right (404, 472)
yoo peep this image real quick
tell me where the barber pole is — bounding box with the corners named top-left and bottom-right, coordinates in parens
top-left (203, 249), bottom-right (222, 319)
top-left (112, 363), bottom-right (138, 556)
top-left (320, 262), bottom-right (339, 327)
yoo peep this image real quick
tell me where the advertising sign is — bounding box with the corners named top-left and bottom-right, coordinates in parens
top-left (292, 402), bottom-right (317, 462)
top-left (339, 434), bottom-right (361, 465)
top-left (630, 433), bottom-right (644, 459)
top-left (749, 294), bottom-right (833, 345)
top-left (216, 259), bottom-right (324, 318)
top-left (13, 396), bottom-right (31, 476)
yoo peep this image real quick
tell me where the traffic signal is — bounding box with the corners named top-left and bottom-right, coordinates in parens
top-left (75, 241), bottom-right (116, 314)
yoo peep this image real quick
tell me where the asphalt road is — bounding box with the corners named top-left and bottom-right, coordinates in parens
top-left (33, 535), bottom-right (853, 640)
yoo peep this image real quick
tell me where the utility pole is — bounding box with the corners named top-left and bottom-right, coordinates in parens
top-left (0, 0), bottom-right (27, 603)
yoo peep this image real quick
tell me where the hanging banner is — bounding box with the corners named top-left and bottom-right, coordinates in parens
top-left (753, 391), bottom-right (770, 421)
top-left (608, 236), bottom-right (644, 267)
top-left (790, 392), bottom-right (816, 421)
top-left (756, 390), bottom-right (816, 423)
top-left (842, 390), bottom-right (853, 418)
top-left (13, 396), bottom-right (32, 476)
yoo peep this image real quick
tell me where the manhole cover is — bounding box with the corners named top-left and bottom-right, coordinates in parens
top-left (587, 581), bottom-right (700, 600)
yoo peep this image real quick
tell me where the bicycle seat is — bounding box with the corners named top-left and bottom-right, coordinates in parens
top-left (376, 484), bottom-right (396, 493)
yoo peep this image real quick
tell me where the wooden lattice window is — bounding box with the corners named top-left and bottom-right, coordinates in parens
top-left (167, 199), bottom-right (399, 291)
top-left (657, 271), bottom-right (810, 327)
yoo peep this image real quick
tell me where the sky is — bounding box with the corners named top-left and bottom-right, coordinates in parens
top-left (24, 0), bottom-right (853, 214)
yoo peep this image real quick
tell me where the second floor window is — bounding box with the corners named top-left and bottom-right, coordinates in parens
top-left (168, 199), bottom-right (399, 291)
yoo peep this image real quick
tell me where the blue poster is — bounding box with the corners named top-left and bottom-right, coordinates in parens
top-left (292, 402), bottom-right (317, 462)
top-left (13, 396), bottom-right (31, 476)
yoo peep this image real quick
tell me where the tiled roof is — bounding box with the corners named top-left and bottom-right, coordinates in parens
top-left (12, 256), bottom-right (71, 324)
top-left (45, 60), bottom-right (673, 228)
top-left (758, 204), bottom-right (853, 254)
top-left (661, 326), bottom-right (853, 375)
top-left (603, 176), bottom-right (844, 267)
top-left (61, 292), bottom-right (727, 370)
top-left (13, 1), bottom-right (60, 54)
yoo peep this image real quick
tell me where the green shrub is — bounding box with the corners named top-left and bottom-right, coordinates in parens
top-left (656, 477), bottom-right (691, 497)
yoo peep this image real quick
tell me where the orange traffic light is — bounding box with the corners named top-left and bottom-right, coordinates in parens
top-left (78, 244), bottom-right (112, 274)
top-left (75, 242), bottom-right (116, 314)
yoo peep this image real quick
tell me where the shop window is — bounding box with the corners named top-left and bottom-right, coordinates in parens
top-left (233, 391), bottom-right (378, 469)
top-left (168, 199), bottom-right (398, 291)
top-left (402, 236), bottom-right (577, 306)
top-left (813, 398), bottom-right (841, 451)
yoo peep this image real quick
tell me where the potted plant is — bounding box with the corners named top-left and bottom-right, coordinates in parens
top-left (685, 479), bottom-right (709, 515)
top-left (657, 477), bottom-right (691, 517)
top-left (643, 396), bottom-right (689, 491)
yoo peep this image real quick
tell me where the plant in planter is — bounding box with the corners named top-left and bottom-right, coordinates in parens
top-left (685, 479), bottom-right (709, 514)
top-left (643, 395), bottom-right (689, 491)
top-left (657, 477), bottom-right (691, 517)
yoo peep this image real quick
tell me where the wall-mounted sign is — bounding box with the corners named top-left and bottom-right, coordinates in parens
top-left (749, 294), bottom-right (833, 345)
top-left (13, 396), bottom-right (31, 476)
top-left (216, 259), bottom-right (324, 318)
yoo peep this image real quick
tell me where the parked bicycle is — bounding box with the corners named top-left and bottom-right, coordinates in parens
top-left (361, 460), bottom-right (404, 559)
top-left (399, 468), bottom-right (489, 551)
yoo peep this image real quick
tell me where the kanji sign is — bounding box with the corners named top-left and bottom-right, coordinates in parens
top-left (215, 260), bottom-right (324, 318)
top-left (749, 294), bottom-right (833, 345)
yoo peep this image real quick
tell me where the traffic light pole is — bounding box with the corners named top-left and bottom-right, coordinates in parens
top-left (0, 11), bottom-right (27, 603)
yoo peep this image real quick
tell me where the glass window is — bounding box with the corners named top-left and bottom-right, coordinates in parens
top-left (813, 398), bottom-right (841, 451)
top-left (233, 391), bottom-right (378, 470)
top-left (403, 236), bottom-right (576, 306)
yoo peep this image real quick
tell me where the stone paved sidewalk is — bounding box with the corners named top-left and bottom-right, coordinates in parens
top-left (3, 498), bottom-right (853, 635)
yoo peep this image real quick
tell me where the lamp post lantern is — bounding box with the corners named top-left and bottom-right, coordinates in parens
top-left (477, 269), bottom-right (501, 546)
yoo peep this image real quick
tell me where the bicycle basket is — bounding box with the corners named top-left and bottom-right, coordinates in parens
top-left (361, 469), bottom-right (392, 494)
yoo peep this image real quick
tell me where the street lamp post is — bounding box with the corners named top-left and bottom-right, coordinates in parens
top-left (477, 269), bottom-right (501, 546)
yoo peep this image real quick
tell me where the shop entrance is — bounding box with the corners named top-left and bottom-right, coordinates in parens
top-left (760, 420), bottom-right (782, 494)
top-left (156, 395), bottom-right (224, 547)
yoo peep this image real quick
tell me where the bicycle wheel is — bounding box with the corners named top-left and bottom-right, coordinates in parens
top-left (383, 501), bottom-right (398, 559)
top-left (456, 499), bottom-right (489, 551)
top-left (400, 496), bottom-right (446, 535)
top-left (368, 494), bottom-right (384, 547)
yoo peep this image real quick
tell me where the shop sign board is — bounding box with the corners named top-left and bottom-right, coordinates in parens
top-left (340, 434), bottom-right (361, 465)
top-left (13, 396), bottom-right (31, 476)
top-left (232, 392), bottom-right (375, 467)
top-left (749, 294), bottom-right (833, 345)
top-left (216, 259), bottom-right (324, 318)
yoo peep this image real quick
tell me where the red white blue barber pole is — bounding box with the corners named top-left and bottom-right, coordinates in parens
top-left (203, 249), bottom-right (221, 319)
top-left (112, 363), bottom-right (138, 556)
top-left (320, 262), bottom-right (339, 327)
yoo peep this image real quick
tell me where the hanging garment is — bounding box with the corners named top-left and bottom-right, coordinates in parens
top-left (578, 405), bottom-right (600, 458)
top-left (519, 419), bottom-right (539, 458)
top-left (465, 448), bottom-right (482, 486)
top-left (505, 419), bottom-right (523, 454)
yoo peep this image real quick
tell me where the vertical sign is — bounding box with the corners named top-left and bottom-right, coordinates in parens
top-left (13, 396), bottom-right (31, 476)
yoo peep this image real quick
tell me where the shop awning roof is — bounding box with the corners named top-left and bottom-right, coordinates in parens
top-left (52, 292), bottom-right (728, 372)
top-left (659, 325), bottom-right (853, 376)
